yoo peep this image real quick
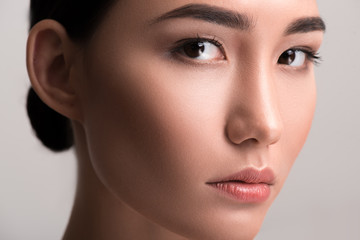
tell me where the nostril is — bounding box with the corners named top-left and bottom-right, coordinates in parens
top-left (241, 138), bottom-right (259, 146)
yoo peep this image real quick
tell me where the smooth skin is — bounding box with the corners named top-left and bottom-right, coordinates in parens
top-left (27, 0), bottom-right (324, 239)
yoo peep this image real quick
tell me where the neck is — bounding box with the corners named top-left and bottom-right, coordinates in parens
top-left (62, 123), bottom-right (186, 240)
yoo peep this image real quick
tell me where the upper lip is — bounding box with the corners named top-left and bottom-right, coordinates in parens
top-left (207, 167), bottom-right (275, 185)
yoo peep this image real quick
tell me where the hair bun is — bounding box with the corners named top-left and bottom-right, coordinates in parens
top-left (26, 87), bottom-right (74, 151)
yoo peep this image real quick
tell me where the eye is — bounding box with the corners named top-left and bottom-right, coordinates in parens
top-left (174, 38), bottom-right (225, 61)
top-left (277, 49), bottom-right (321, 67)
top-left (278, 49), bottom-right (306, 67)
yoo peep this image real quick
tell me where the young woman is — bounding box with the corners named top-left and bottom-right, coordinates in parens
top-left (26, 0), bottom-right (325, 239)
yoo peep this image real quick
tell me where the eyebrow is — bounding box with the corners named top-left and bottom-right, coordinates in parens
top-left (285, 17), bottom-right (326, 35)
top-left (150, 3), bottom-right (326, 35)
top-left (150, 4), bottom-right (253, 31)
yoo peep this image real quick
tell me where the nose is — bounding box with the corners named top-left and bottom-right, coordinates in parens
top-left (225, 67), bottom-right (283, 147)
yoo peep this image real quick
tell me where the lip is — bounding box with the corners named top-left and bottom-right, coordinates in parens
top-left (207, 168), bottom-right (275, 203)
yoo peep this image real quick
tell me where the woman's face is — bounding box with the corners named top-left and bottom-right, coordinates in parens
top-left (77, 0), bottom-right (324, 239)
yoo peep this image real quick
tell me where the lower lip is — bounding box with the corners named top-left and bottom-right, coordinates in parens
top-left (208, 182), bottom-right (271, 203)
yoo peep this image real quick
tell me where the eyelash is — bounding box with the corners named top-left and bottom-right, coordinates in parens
top-left (295, 48), bottom-right (321, 65)
top-left (170, 36), bottom-right (321, 66)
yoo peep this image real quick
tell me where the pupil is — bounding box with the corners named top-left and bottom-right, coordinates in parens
top-left (184, 42), bottom-right (205, 58)
top-left (279, 49), bottom-right (296, 64)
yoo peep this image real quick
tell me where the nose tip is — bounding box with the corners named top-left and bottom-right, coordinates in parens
top-left (254, 118), bottom-right (282, 145)
top-left (226, 112), bottom-right (283, 146)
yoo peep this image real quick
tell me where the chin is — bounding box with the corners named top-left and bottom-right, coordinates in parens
top-left (149, 199), bottom-right (272, 240)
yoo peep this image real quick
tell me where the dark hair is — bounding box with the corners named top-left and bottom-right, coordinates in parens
top-left (27, 0), bottom-right (117, 151)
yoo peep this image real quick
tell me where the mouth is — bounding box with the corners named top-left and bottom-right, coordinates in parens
top-left (206, 168), bottom-right (275, 203)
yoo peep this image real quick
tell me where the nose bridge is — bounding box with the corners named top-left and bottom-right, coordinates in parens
top-left (226, 61), bottom-right (283, 146)
top-left (250, 67), bottom-right (282, 144)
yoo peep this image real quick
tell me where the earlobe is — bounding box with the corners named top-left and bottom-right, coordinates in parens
top-left (26, 19), bottom-right (82, 122)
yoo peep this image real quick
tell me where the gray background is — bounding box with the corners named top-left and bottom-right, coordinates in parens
top-left (1, 0), bottom-right (359, 239)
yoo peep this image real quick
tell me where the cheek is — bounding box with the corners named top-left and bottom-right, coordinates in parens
top-left (80, 50), bottom-right (224, 223)
top-left (275, 72), bottom-right (317, 183)
top-left (82, 59), bottom-right (174, 188)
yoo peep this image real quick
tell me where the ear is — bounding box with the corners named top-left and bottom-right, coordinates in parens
top-left (26, 19), bottom-right (83, 122)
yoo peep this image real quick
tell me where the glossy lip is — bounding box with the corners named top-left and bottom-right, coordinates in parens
top-left (206, 168), bottom-right (275, 203)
